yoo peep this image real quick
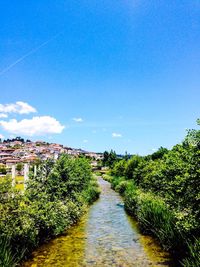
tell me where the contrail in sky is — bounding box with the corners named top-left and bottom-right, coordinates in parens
top-left (0, 31), bottom-right (63, 76)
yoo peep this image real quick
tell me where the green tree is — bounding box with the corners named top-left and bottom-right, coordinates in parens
top-left (0, 165), bottom-right (6, 175)
top-left (125, 155), bottom-right (142, 180)
top-left (102, 150), bottom-right (118, 167)
top-left (151, 147), bottom-right (168, 160)
top-left (16, 163), bottom-right (23, 172)
top-left (46, 155), bottom-right (92, 200)
top-left (102, 151), bottom-right (109, 166)
top-left (112, 159), bottom-right (127, 177)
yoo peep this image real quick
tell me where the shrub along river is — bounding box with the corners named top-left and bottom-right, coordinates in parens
top-left (22, 177), bottom-right (173, 267)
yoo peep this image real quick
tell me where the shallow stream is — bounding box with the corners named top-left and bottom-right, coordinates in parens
top-left (23, 177), bottom-right (172, 267)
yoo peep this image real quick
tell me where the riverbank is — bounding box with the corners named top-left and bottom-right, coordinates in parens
top-left (0, 155), bottom-right (100, 267)
top-left (102, 128), bottom-right (200, 267)
top-left (104, 173), bottom-right (199, 266)
top-left (22, 177), bottom-right (173, 267)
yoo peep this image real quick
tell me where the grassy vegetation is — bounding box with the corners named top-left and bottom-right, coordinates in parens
top-left (15, 176), bottom-right (24, 182)
top-left (0, 175), bottom-right (25, 191)
top-left (182, 239), bottom-right (200, 267)
top-left (0, 237), bottom-right (19, 267)
top-left (15, 176), bottom-right (24, 191)
top-left (15, 183), bottom-right (24, 191)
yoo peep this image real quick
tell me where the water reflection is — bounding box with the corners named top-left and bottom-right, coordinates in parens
top-left (22, 177), bottom-right (172, 267)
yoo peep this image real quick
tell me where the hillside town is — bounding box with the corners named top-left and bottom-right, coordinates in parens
top-left (0, 137), bottom-right (103, 170)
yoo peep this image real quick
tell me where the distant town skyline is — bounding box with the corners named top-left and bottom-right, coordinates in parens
top-left (0, 1), bottom-right (199, 154)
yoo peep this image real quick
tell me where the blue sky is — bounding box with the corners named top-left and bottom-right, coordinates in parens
top-left (0, 1), bottom-right (199, 154)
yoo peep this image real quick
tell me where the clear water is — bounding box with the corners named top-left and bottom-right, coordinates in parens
top-left (22, 178), bottom-right (172, 267)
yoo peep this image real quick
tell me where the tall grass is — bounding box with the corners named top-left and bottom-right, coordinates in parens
top-left (0, 238), bottom-right (17, 267)
top-left (123, 182), bottom-right (180, 252)
top-left (182, 239), bottom-right (200, 267)
top-left (83, 176), bottom-right (101, 204)
top-left (124, 182), bottom-right (138, 216)
top-left (136, 192), bottom-right (182, 252)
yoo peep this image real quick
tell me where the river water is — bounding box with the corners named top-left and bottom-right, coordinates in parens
top-left (22, 177), bottom-right (172, 267)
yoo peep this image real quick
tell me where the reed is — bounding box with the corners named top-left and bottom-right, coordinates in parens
top-left (136, 192), bottom-right (181, 251)
top-left (182, 238), bottom-right (200, 267)
top-left (0, 238), bottom-right (17, 267)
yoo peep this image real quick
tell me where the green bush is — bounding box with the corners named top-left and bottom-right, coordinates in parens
top-left (83, 184), bottom-right (101, 205)
top-left (110, 176), bottom-right (124, 190)
top-left (115, 180), bottom-right (129, 195)
top-left (111, 160), bottom-right (127, 177)
top-left (102, 174), bottom-right (112, 182)
top-left (125, 155), bottom-right (142, 180)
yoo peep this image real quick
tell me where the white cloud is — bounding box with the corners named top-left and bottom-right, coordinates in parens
top-left (0, 116), bottom-right (65, 136)
top-left (0, 101), bottom-right (37, 114)
top-left (73, 117), bottom-right (83, 123)
top-left (0, 134), bottom-right (4, 139)
top-left (0, 113), bottom-right (8, 118)
top-left (83, 139), bottom-right (88, 143)
top-left (112, 132), bottom-right (122, 138)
